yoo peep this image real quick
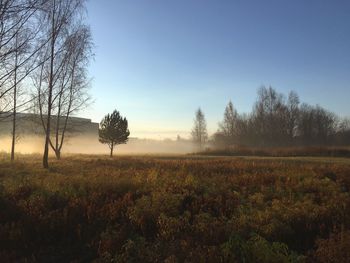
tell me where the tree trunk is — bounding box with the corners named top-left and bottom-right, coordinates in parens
top-left (11, 111), bottom-right (16, 161)
top-left (43, 0), bottom-right (56, 169)
top-left (11, 91), bottom-right (16, 161)
top-left (43, 97), bottom-right (52, 168)
top-left (110, 144), bottom-right (114, 157)
top-left (56, 63), bottom-right (76, 159)
top-left (11, 43), bottom-right (18, 162)
top-left (55, 150), bottom-right (61, 160)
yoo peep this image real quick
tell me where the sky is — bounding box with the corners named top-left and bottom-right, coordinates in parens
top-left (85, 0), bottom-right (350, 139)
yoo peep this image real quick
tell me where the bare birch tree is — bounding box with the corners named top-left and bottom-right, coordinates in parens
top-left (0, 0), bottom-right (41, 110)
top-left (34, 0), bottom-right (91, 166)
top-left (49, 25), bottom-right (92, 159)
top-left (0, 0), bottom-right (46, 160)
top-left (9, 12), bottom-right (44, 160)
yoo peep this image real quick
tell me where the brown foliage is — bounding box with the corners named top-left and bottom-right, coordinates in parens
top-left (0, 155), bottom-right (349, 262)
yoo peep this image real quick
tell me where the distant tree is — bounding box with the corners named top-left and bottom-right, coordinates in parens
top-left (235, 113), bottom-right (255, 146)
top-left (191, 108), bottom-right (208, 150)
top-left (286, 91), bottom-right (300, 144)
top-left (298, 104), bottom-right (337, 145)
top-left (336, 118), bottom-right (350, 145)
top-left (212, 87), bottom-right (350, 149)
top-left (99, 110), bottom-right (130, 157)
top-left (252, 86), bottom-right (288, 146)
top-left (219, 100), bottom-right (238, 145)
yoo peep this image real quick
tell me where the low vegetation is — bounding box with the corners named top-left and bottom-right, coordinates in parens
top-left (0, 154), bottom-right (350, 262)
top-left (198, 146), bottom-right (350, 158)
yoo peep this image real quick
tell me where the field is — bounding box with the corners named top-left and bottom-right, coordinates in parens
top-left (1, 155), bottom-right (350, 262)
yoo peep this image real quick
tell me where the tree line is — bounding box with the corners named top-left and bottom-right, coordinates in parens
top-left (0, 0), bottom-right (93, 167)
top-left (192, 86), bottom-right (350, 149)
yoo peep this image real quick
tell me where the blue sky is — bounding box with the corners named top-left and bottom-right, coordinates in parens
top-left (85, 0), bottom-right (350, 139)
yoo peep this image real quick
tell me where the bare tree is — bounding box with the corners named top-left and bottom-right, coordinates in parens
top-left (34, 0), bottom-right (88, 167)
top-left (252, 86), bottom-right (288, 146)
top-left (211, 87), bottom-right (350, 149)
top-left (191, 108), bottom-right (208, 150)
top-left (0, 0), bottom-right (41, 112)
top-left (219, 100), bottom-right (238, 145)
top-left (336, 118), bottom-right (350, 145)
top-left (298, 104), bottom-right (337, 145)
top-left (10, 30), bottom-right (19, 161)
top-left (0, 0), bottom-right (47, 160)
top-left (9, 13), bottom-right (41, 160)
top-left (286, 91), bottom-right (299, 144)
top-left (50, 25), bottom-right (92, 159)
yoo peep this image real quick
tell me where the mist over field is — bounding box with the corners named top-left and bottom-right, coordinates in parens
top-left (0, 135), bottom-right (195, 155)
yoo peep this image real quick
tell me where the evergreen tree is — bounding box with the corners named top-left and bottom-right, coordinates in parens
top-left (99, 110), bottom-right (130, 157)
top-left (191, 108), bottom-right (208, 150)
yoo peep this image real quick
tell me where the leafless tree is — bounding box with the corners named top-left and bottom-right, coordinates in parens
top-left (286, 91), bottom-right (299, 145)
top-left (298, 104), bottom-right (337, 145)
top-left (336, 118), bottom-right (350, 145)
top-left (252, 86), bottom-right (288, 146)
top-left (0, 0), bottom-right (42, 109)
top-left (49, 25), bottom-right (92, 159)
top-left (33, 0), bottom-right (88, 167)
top-left (0, 0), bottom-right (47, 160)
top-left (219, 100), bottom-right (238, 145)
top-left (9, 13), bottom-right (42, 160)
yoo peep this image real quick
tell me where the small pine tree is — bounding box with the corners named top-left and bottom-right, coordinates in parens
top-left (99, 110), bottom-right (130, 157)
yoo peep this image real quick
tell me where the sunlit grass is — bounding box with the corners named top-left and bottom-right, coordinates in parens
top-left (0, 154), bottom-right (349, 262)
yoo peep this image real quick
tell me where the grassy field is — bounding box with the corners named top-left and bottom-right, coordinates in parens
top-left (1, 154), bottom-right (350, 262)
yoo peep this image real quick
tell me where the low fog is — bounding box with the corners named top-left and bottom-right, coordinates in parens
top-left (0, 135), bottom-right (195, 155)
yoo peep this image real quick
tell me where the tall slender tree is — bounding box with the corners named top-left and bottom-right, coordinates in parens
top-left (0, 0), bottom-right (47, 160)
top-left (10, 12), bottom-right (39, 161)
top-left (10, 31), bottom-right (19, 161)
top-left (49, 25), bottom-right (92, 159)
top-left (286, 91), bottom-right (300, 144)
top-left (34, 0), bottom-right (88, 167)
top-left (191, 108), bottom-right (208, 150)
top-left (219, 100), bottom-right (238, 145)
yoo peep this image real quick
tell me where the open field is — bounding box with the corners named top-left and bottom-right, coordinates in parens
top-left (1, 154), bottom-right (350, 262)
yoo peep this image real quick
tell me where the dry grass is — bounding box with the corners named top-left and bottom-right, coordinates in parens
top-left (199, 146), bottom-right (350, 158)
top-left (0, 154), bottom-right (349, 262)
